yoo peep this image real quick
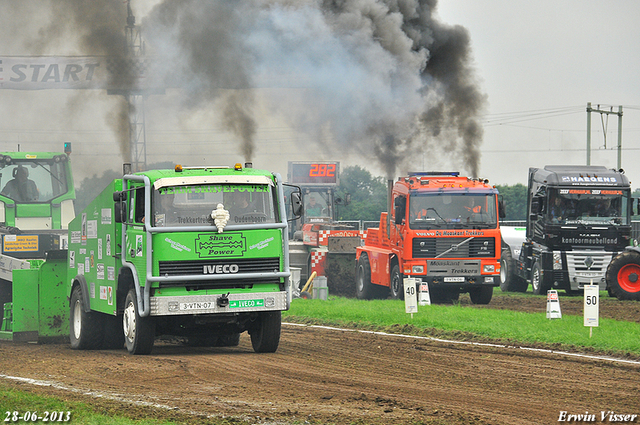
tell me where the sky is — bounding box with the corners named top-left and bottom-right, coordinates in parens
top-left (436, 0), bottom-right (640, 187)
top-left (1, 0), bottom-right (639, 188)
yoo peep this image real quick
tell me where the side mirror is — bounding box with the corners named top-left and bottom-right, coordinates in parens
top-left (114, 201), bottom-right (126, 223)
top-left (498, 196), bottom-right (506, 219)
top-left (531, 197), bottom-right (544, 215)
top-left (290, 192), bottom-right (303, 218)
top-left (394, 196), bottom-right (406, 225)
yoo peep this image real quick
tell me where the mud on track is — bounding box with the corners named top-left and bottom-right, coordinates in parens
top-left (1, 300), bottom-right (639, 425)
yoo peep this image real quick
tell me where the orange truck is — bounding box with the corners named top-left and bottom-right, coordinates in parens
top-left (355, 172), bottom-right (505, 304)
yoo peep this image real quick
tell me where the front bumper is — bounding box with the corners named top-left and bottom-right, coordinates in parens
top-left (149, 291), bottom-right (288, 316)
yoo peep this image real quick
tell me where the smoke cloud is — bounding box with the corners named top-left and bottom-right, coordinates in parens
top-left (5, 0), bottom-right (487, 178)
top-left (143, 0), bottom-right (487, 177)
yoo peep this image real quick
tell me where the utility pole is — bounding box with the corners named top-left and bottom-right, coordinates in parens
top-left (125, 0), bottom-right (147, 172)
top-left (586, 102), bottom-right (623, 169)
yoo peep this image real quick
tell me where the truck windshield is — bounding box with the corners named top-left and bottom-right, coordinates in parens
top-left (152, 183), bottom-right (277, 227)
top-left (0, 159), bottom-right (69, 203)
top-left (409, 193), bottom-right (497, 229)
top-left (548, 188), bottom-right (628, 225)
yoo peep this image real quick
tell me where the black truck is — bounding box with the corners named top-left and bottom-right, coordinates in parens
top-left (500, 165), bottom-right (632, 296)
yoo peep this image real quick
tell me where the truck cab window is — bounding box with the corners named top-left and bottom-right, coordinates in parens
top-left (152, 184), bottom-right (277, 227)
top-left (0, 160), bottom-right (69, 203)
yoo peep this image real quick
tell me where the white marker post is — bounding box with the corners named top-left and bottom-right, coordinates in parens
top-left (417, 278), bottom-right (431, 306)
top-left (584, 284), bottom-right (599, 337)
top-left (546, 290), bottom-right (562, 319)
top-left (403, 277), bottom-right (418, 318)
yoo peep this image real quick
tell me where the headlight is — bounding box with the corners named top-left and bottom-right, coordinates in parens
top-left (553, 252), bottom-right (562, 270)
top-left (412, 265), bottom-right (424, 274)
top-left (483, 264), bottom-right (495, 273)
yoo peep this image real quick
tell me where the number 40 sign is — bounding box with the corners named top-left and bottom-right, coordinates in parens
top-left (584, 284), bottom-right (599, 336)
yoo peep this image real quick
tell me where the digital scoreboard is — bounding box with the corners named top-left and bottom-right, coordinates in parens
top-left (288, 161), bottom-right (339, 185)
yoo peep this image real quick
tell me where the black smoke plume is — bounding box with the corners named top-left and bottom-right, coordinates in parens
top-left (11, 0), bottom-right (486, 178)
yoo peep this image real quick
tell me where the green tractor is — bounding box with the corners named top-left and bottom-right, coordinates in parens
top-left (0, 148), bottom-right (75, 342)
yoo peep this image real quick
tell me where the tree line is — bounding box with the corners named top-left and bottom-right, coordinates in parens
top-left (73, 164), bottom-right (530, 221)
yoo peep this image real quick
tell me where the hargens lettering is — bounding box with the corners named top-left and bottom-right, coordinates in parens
top-left (195, 233), bottom-right (246, 258)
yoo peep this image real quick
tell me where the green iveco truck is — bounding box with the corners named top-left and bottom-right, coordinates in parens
top-left (68, 163), bottom-right (301, 354)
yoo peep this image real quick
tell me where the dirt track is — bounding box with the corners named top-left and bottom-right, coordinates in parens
top-left (1, 295), bottom-right (639, 425)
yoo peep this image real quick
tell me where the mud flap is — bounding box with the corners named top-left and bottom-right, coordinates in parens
top-left (324, 252), bottom-right (357, 297)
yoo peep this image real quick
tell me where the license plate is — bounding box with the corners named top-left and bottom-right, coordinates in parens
top-left (577, 272), bottom-right (600, 278)
top-left (180, 301), bottom-right (214, 311)
top-left (444, 277), bottom-right (465, 283)
top-left (230, 299), bottom-right (265, 309)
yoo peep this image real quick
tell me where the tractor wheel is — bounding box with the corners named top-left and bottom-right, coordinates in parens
top-left (389, 264), bottom-right (404, 300)
top-left (531, 262), bottom-right (548, 295)
top-left (606, 250), bottom-right (640, 301)
top-left (69, 285), bottom-right (103, 350)
top-left (500, 250), bottom-right (528, 292)
top-left (356, 253), bottom-right (375, 300)
top-left (469, 286), bottom-right (493, 305)
top-left (123, 288), bottom-right (156, 355)
top-left (250, 311), bottom-right (281, 353)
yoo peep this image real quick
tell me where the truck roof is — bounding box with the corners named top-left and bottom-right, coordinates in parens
top-left (530, 165), bottom-right (629, 187)
top-left (399, 173), bottom-right (496, 192)
top-left (0, 152), bottom-right (67, 160)
top-left (134, 165), bottom-right (277, 188)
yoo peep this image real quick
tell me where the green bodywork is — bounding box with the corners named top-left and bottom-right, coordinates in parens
top-left (0, 151), bottom-right (75, 342)
top-left (66, 165), bottom-right (291, 333)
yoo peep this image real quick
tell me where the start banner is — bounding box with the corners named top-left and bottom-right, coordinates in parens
top-left (0, 56), bottom-right (151, 90)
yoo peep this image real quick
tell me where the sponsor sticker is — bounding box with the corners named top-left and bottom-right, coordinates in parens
top-left (229, 299), bottom-right (265, 309)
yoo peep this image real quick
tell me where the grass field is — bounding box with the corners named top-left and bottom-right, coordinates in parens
top-left (2, 291), bottom-right (638, 424)
top-left (283, 294), bottom-right (640, 358)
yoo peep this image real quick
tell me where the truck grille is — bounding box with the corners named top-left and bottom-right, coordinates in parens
top-left (413, 237), bottom-right (495, 259)
top-left (157, 257), bottom-right (281, 288)
top-left (565, 252), bottom-right (613, 277)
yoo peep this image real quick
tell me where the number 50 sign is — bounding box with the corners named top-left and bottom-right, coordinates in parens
top-left (584, 284), bottom-right (599, 328)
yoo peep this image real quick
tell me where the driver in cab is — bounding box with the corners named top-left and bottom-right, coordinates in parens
top-left (232, 191), bottom-right (253, 215)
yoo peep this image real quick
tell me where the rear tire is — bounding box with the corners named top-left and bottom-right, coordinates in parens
top-left (250, 311), bottom-right (281, 353)
top-left (217, 332), bottom-right (241, 347)
top-left (531, 262), bottom-right (549, 295)
top-left (102, 314), bottom-right (125, 349)
top-left (389, 264), bottom-right (404, 300)
top-left (356, 253), bottom-right (374, 300)
top-left (469, 286), bottom-right (493, 305)
top-left (430, 287), bottom-right (460, 304)
top-left (69, 285), bottom-right (103, 350)
top-left (500, 249), bottom-right (528, 292)
top-left (123, 288), bottom-right (156, 355)
top-left (606, 250), bottom-right (640, 301)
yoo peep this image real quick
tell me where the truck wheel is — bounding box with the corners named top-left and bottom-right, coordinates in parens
top-left (356, 253), bottom-right (374, 300)
top-left (123, 288), bottom-right (156, 355)
top-left (250, 311), bottom-right (281, 353)
top-left (389, 265), bottom-right (404, 300)
top-left (531, 262), bottom-right (548, 295)
top-left (469, 286), bottom-right (493, 305)
top-left (69, 285), bottom-right (103, 350)
top-left (187, 333), bottom-right (218, 347)
top-left (500, 250), bottom-right (528, 293)
top-left (102, 314), bottom-right (125, 349)
top-left (217, 332), bottom-right (241, 347)
top-left (430, 288), bottom-right (460, 304)
top-left (606, 250), bottom-right (640, 301)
